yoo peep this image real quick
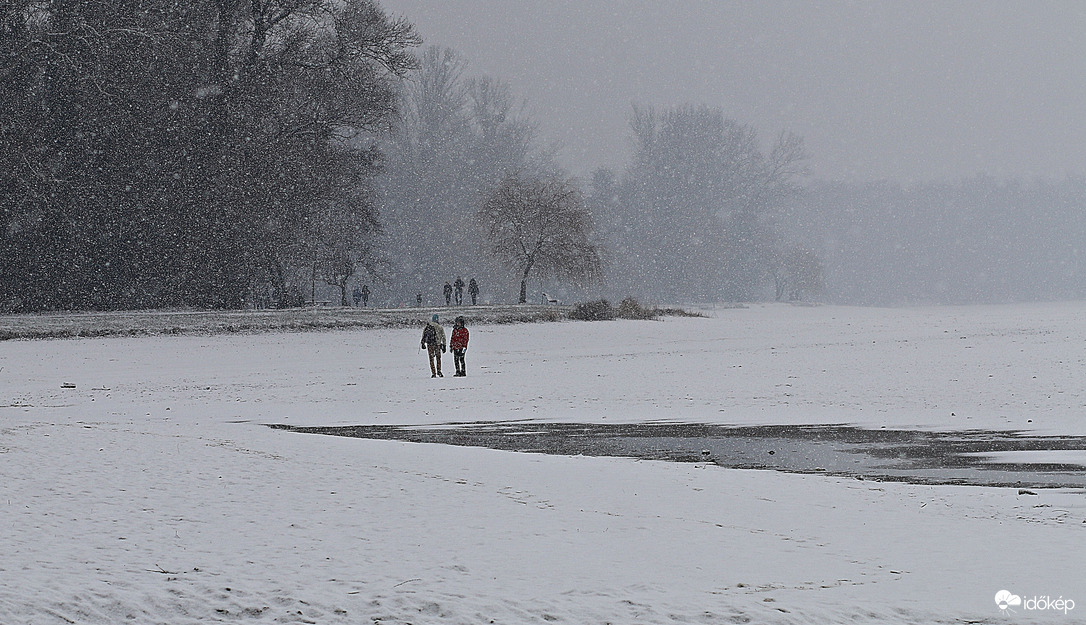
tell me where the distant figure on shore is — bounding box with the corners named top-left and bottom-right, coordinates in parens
top-left (443, 281), bottom-right (453, 306)
top-left (360, 284), bottom-right (370, 307)
top-left (453, 276), bottom-right (465, 306)
top-left (420, 314), bottom-right (446, 378)
top-left (450, 315), bottom-right (469, 376)
top-left (468, 277), bottom-right (479, 305)
top-left (416, 292), bottom-right (422, 307)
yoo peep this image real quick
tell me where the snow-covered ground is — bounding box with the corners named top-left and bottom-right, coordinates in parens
top-left (2, 302), bottom-right (1084, 624)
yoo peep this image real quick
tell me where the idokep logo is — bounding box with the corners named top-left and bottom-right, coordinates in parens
top-left (996, 590), bottom-right (1022, 613)
top-left (996, 589), bottom-right (1076, 615)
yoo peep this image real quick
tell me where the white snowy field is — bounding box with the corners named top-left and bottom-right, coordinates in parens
top-left (2, 301), bottom-right (1085, 624)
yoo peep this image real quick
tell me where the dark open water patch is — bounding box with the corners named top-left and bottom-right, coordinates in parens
top-left (267, 421), bottom-right (1086, 489)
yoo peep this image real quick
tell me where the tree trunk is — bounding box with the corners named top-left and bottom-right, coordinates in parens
top-left (519, 258), bottom-right (534, 304)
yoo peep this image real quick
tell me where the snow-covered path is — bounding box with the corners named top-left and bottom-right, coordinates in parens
top-left (2, 302), bottom-right (1084, 623)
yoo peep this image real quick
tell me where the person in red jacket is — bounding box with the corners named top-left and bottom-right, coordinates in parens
top-left (450, 315), bottom-right (470, 376)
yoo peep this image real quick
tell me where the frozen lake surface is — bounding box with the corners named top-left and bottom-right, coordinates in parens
top-left (3, 301), bottom-right (1085, 624)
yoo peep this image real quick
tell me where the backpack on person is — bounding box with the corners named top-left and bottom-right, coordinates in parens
top-left (422, 323), bottom-right (436, 346)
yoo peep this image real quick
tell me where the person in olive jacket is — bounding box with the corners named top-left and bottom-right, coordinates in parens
top-left (421, 314), bottom-right (446, 377)
top-left (450, 315), bottom-right (469, 376)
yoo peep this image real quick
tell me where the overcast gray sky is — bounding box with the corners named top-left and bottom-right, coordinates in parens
top-left (380, 1), bottom-right (1085, 183)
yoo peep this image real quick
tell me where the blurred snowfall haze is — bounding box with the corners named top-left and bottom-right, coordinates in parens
top-left (365, 0), bottom-right (1086, 307)
top-left (2, 1), bottom-right (1083, 312)
top-left (380, 0), bottom-right (1085, 184)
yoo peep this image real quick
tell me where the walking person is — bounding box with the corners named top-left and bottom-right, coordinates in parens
top-left (453, 276), bottom-right (465, 306)
top-left (360, 284), bottom-right (370, 307)
top-left (468, 277), bottom-right (479, 306)
top-left (420, 314), bottom-right (446, 377)
top-left (443, 281), bottom-right (453, 306)
top-left (352, 286), bottom-right (362, 307)
top-left (450, 315), bottom-right (469, 376)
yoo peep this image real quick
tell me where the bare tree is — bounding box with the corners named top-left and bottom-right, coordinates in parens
top-left (479, 172), bottom-right (602, 303)
top-left (607, 105), bottom-right (808, 304)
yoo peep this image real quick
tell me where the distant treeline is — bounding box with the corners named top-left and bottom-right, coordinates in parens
top-left (2, 3), bottom-right (1082, 313)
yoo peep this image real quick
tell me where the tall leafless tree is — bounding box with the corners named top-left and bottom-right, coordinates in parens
top-left (606, 105), bottom-right (807, 303)
top-left (377, 46), bottom-right (545, 305)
